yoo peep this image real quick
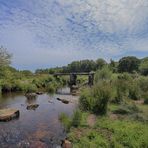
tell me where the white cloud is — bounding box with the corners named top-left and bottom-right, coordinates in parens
top-left (0, 0), bottom-right (147, 70)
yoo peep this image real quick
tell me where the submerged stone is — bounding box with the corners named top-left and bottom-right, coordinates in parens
top-left (26, 104), bottom-right (39, 110)
top-left (0, 108), bottom-right (20, 122)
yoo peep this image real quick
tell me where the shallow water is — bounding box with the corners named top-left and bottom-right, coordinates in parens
top-left (0, 88), bottom-right (78, 147)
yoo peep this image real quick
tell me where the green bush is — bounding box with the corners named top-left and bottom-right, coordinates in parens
top-left (92, 82), bottom-right (111, 115)
top-left (114, 79), bottom-right (129, 103)
top-left (144, 94), bottom-right (148, 104)
top-left (80, 81), bottom-right (112, 115)
top-left (79, 88), bottom-right (94, 111)
top-left (71, 110), bottom-right (82, 127)
top-left (59, 113), bottom-right (71, 131)
top-left (128, 82), bottom-right (141, 100)
top-left (138, 77), bottom-right (148, 97)
top-left (113, 103), bottom-right (140, 115)
top-left (95, 67), bottom-right (112, 83)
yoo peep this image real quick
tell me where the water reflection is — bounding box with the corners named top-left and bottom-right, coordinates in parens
top-left (25, 97), bottom-right (37, 105)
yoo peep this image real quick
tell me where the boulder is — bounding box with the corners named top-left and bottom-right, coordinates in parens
top-left (36, 92), bottom-right (43, 95)
top-left (26, 104), bottom-right (39, 110)
top-left (57, 98), bottom-right (69, 104)
top-left (0, 108), bottom-right (20, 122)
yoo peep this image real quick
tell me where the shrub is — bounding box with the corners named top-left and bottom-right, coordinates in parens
top-left (59, 113), bottom-right (71, 131)
top-left (94, 67), bottom-right (112, 83)
top-left (46, 83), bottom-right (56, 93)
top-left (92, 82), bottom-right (111, 115)
top-left (79, 88), bottom-right (94, 111)
top-left (113, 103), bottom-right (140, 115)
top-left (114, 79), bottom-right (129, 103)
top-left (138, 77), bottom-right (148, 97)
top-left (71, 110), bottom-right (82, 127)
top-left (128, 82), bottom-right (141, 100)
top-left (144, 94), bottom-right (148, 104)
top-left (80, 81), bottom-right (112, 115)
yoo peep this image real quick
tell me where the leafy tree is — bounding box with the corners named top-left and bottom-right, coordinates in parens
top-left (109, 59), bottom-right (118, 72)
top-left (0, 46), bottom-right (12, 67)
top-left (139, 57), bottom-right (148, 76)
top-left (96, 58), bottom-right (107, 70)
top-left (118, 56), bottom-right (140, 73)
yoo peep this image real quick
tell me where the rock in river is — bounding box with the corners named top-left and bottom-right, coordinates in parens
top-left (26, 104), bottom-right (39, 110)
top-left (0, 108), bottom-right (20, 122)
top-left (57, 98), bottom-right (69, 104)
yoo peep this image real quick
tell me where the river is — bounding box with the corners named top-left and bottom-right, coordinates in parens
top-left (0, 88), bottom-right (78, 148)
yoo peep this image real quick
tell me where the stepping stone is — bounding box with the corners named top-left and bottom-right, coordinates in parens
top-left (0, 108), bottom-right (20, 122)
top-left (26, 104), bottom-right (39, 110)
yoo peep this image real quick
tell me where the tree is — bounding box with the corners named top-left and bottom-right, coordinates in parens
top-left (96, 58), bottom-right (107, 70)
top-left (118, 56), bottom-right (140, 73)
top-left (139, 57), bottom-right (148, 76)
top-left (0, 46), bottom-right (12, 67)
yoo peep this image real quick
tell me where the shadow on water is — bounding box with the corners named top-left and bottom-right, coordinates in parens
top-left (0, 87), bottom-right (78, 147)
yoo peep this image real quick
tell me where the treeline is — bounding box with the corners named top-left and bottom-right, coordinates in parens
top-left (0, 47), bottom-right (66, 94)
top-left (35, 56), bottom-right (148, 76)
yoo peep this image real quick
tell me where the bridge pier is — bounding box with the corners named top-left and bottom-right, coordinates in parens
top-left (53, 72), bottom-right (95, 93)
top-left (88, 72), bottom-right (94, 86)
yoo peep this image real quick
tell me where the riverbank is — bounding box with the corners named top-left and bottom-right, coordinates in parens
top-left (61, 102), bottom-right (148, 147)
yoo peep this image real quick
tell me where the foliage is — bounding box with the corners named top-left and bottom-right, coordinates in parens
top-left (59, 113), bottom-right (72, 131)
top-left (80, 81), bottom-right (112, 115)
top-left (67, 113), bottom-right (148, 148)
top-left (139, 57), bottom-right (148, 76)
top-left (71, 110), bottom-right (82, 127)
top-left (113, 103), bottom-right (140, 115)
top-left (118, 56), bottom-right (140, 73)
top-left (59, 109), bottom-right (82, 131)
top-left (95, 58), bottom-right (107, 70)
top-left (94, 67), bottom-right (112, 83)
top-left (0, 46), bottom-right (12, 67)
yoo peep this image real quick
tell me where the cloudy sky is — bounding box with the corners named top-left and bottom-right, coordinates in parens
top-left (0, 0), bottom-right (148, 70)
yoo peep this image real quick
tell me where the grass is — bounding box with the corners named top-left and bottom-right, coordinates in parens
top-left (67, 112), bottom-right (148, 148)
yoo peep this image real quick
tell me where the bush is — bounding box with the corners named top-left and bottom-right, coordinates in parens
top-left (113, 103), bottom-right (140, 115)
top-left (138, 77), bottom-right (148, 96)
top-left (59, 110), bottom-right (82, 131)
top-left (114, 79), bottom-right (129, 103)
top-left (92, 82), bottom-right (111, 115)
top-left (79, 88), bottom-right (94, 111)
top-left (59, 113), bottom-right (71, 131)
top-left (95, 67), bottom-right (112, 83)
top-left (128, 82), bottom-right (141, 100)
top-left (144, 94), bottom-right (148, 104)
top-left (80, 81), bottom-right (112, 115)
top-left (71, 110), bottom-right (82, 127)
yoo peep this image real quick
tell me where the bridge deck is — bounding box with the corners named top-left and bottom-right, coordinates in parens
top-left (54, 72), bottom-right (95, 76)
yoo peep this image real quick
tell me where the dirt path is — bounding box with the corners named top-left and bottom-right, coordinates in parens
top-left (87, 114), bottom-right (97, 127)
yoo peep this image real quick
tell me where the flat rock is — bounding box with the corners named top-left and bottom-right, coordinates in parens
top-left (0, 108), bottom-right (20, 122)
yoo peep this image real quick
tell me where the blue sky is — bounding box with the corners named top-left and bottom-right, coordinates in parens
top-left (0, 0), bottom-right (148, 70)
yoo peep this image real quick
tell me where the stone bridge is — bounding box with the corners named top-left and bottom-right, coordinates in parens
top-left (53, 72), bottom-right (95, 87)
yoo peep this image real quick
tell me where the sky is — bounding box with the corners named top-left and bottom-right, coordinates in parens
top-left (0, 0), bottom-right (148, 70)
